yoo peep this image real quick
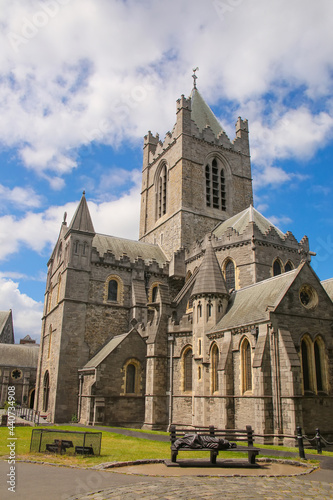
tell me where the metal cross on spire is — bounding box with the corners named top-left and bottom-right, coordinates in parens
top-left (192, 67), bottom-right (199, 89)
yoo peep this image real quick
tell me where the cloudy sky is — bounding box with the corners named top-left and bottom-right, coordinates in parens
top-left (1, 0), bottom-right (333, 341)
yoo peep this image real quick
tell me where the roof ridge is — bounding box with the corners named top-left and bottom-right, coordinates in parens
top-left (232, 268), bottom-right (299, 294)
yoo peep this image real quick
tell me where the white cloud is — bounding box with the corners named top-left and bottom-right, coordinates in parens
top-left (0, 277), bottom-right (43, 342)
top-left (268, 215), bottom-right (293, 230)
top-left (250, 107), bottom-right (333, 166)
top-left (0, 184), bottom-right (43, 211)
top-left (0, 170), bottom-right (141, 261)
top-left (0, 0), bottom-right (332, 186)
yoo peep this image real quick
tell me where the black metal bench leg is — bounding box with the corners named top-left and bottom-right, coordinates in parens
top-left (171, 450), bottom-right (178, 463)
top-left (248, 452), bottom-right (256, 464)
top-left (210, 451), bottom-right (217, 464)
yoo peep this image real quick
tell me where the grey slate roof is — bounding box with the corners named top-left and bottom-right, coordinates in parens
top-left (67, 192), bottom-right (95, 234)
top-left (0, 344), bottom-right (39, 368)
top-left (92, 233), bottom-right (168, 267)
top-left (213, 205), bottom-right (285, 239)
top-left (81, 332), bottom-right (130, 369)
top-left (210, 268), bottom-right (299, 333)
top-left (322, 278), bottom-right (333, 301)
top-left (0, 311), bottom-right (11, 333)
top-left (191, 238), bottom-right (229, 297)
top-left (190, 88), bottom-right (225, 137)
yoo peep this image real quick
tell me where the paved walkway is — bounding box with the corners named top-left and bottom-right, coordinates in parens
top-left (0, 424), bottom-right (332, 499)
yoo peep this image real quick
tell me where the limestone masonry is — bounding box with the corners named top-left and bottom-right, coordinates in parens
top-left (35, 83), bottom-right (333, 441)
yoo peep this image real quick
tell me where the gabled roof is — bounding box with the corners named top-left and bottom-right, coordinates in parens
top-left (190, 88), bottom-right (225, 137)
top-left (0, 344), bottom-right (39, 368)
top-left (191, 237), bottom-right (229, 297)
top-left (67, 192), bottom-right (95, 234)
top-left (92, 234), bottom-right (168, 267)
top-left (0, 311), bottom-right (11, 333)
top-left (210, 268), bottom-right (299, 333)
top-left (0, 310), bottom-right (14, 344)
top-left (81, 332), bottom-right (131, 369)
top-left (321, 278), bottom-right (333, 301)
top-left (213, 205), bottom-right (285, 239)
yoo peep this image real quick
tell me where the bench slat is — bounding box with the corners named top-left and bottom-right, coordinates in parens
top-left (169, 424), bottom-right (260, 465)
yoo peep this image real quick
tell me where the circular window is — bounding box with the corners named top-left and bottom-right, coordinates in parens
top-left (11, 369), bottom-right (22, 380)
top-left (299, 285), bottom-right (318, 309)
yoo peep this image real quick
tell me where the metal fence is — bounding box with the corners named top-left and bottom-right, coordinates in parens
top-left (15, 406), bottom-right (40, 425)
top-left (30, 428), bottom-right (102, 456)
top-left (253, 427), bottom-right (333, 459)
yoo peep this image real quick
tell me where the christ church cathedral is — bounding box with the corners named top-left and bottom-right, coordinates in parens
top-left (35, 77), bottom-right (333, 441)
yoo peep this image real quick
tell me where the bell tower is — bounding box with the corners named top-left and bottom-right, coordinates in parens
top-left (139, 76), bottom-right (253, 259)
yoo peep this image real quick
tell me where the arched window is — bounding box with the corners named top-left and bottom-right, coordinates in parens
top-left (224, 259), bottom-right (235, 291)
top-left (205, 157), bottom-right (226, 211)
top-left (314, 341), bottom-right (323, 392)
top-left (185, 270), bottom-right (192, 282)
top-left (207, 300), bottom-right (212, 320)
top-left (241, 338), bottom-right (252, 393)
top-left (314, 337), bottom-right (327, 393)
top-left (211, 344), bottom-right (219, 393)
top-left (197, 302), bottom-right (202, 321)
top-left (285, 261), bottom-right (293, 272)
top-left (74, 240), bottom-right (79, 254)
top-left (183, 348), bottom-right (192, 392)
top-left (152, 285), bottom-right (158, 303)
top-left (126, 364), bottom-right (136, 393)
top-left (301, 337), bottom-right (312, 392)
top-left (29, 389), bottom-right (35, 409)
top-left (273, 259), bottom-right (282, 276)
top-left (157, 163), bottom-right (167, 218)
top-left (104, 275), bottom-right (123, 304)
top-left (108, 280), bottom-right (118, 301)
top-left (123, 359), bottom-right (141, 395)
top-left (300, 335), bottom-right (327, 394)
top-left (43, 371), bottom-right (50, 412)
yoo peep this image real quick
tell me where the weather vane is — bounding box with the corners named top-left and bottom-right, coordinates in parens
top-left (192, 67), bottom-right (199, 89)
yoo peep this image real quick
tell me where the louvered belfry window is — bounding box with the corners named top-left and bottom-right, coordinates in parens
top-left (158, 163), bottom-right (167, 218)
top-left (205, 158), bottom-right (226, 211)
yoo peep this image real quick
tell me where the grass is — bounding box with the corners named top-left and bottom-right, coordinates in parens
top-left (0, 425), bottom-right (331, 468)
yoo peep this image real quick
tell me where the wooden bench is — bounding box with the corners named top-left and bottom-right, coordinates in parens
top-left (46, 439), bottom-right (74, 454)
top-left (169, 425), bottom-right (260, 464)
top-left (75, 445), bottom-right (94, 455)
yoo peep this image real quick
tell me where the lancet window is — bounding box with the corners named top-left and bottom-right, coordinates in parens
top-left (157, 163), bottom-right (167, 218)
top-left (205, 158), bottom-right (226, 211)
top-left (183, 347), bottom-right (193, 392)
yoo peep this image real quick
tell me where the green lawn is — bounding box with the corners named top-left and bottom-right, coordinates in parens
top-left (0, 425), bottom-right (330, 467)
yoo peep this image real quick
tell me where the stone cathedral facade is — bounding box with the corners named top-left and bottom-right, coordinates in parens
top-left (35, 83), bottom-right (333, 440)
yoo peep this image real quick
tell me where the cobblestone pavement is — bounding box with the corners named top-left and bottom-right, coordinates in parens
top-left (70, 476), bottom-right (333, 500)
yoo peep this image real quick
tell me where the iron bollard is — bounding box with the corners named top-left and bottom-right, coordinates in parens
top-left (315, 428), bottom-right (322, 454)
top-left (297, 426), bottom-right (305, 459)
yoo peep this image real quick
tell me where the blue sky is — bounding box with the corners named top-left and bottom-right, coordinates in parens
top-left (0, 0), bottom-right (333, 341)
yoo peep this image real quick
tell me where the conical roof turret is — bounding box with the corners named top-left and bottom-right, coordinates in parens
top-left (67, 191), bottom-right (95, 234)
top-left (190, 87), bottom-right (225, 138)
top-left (191, 236), bottom-right (229, 298)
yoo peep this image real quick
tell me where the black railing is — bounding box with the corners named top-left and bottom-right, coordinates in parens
top-left (254, 427), bottom-right (333, 459)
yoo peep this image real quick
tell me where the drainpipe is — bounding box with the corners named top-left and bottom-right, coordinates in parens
top-left (78, 373), bottom-right (83, 422)
top-left (168, 335), bottom-right (174, 429)
top-left (35, 313), bottom-right (47, 412)
top-left (270, 324), bottom-right (282, 435)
